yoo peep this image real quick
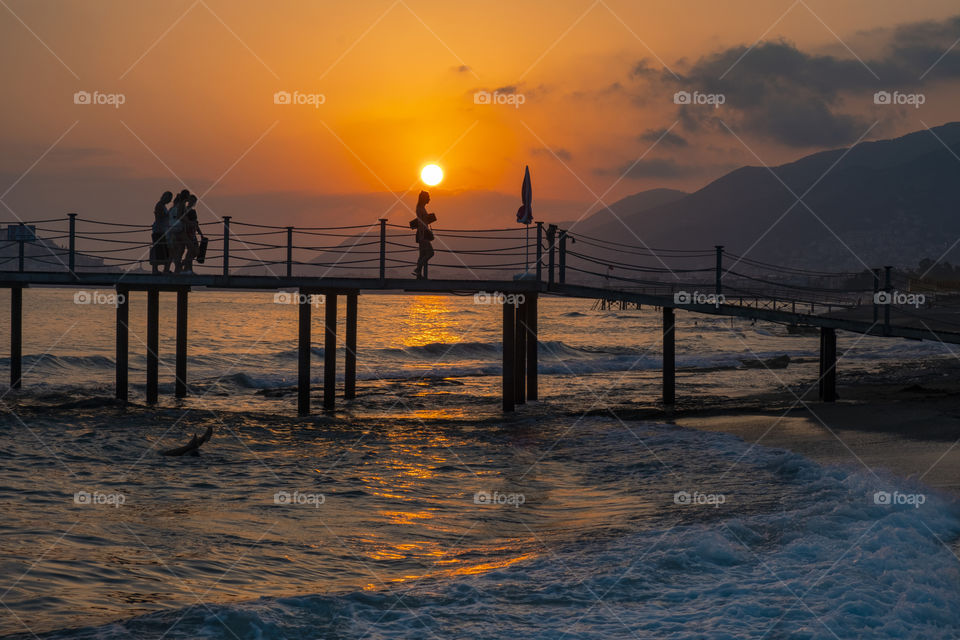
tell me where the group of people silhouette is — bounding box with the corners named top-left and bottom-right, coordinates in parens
top-left (148, 189), bottom-right (435, 278)
top-left (150, 190), bottom-right (206, 275)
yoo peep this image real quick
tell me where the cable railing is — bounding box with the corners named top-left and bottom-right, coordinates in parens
top-left (0, 215), bottom-right (946, 321)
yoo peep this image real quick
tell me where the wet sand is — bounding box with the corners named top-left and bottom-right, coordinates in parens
top-left (675, 361), bottom-right (960, 494)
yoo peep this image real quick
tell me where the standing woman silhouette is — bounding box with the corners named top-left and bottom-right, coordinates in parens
top-left (413, 190), bottom-right (436, 279)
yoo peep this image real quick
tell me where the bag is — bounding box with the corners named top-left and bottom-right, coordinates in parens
top-left (424, 228), bottom-right (434, 242)
top-left (409, 218), bottom-right (418, 229)
top-left (196, 237), bottom-right (209, 264)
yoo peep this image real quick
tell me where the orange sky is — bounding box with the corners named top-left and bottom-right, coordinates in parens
top-left (1, 0), bottom-right (959, 225)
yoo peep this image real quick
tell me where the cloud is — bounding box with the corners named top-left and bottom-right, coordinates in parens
top-left (639, 129), bottom-right (688, 147)
top-left (532, 147), bottom-right (572, 161)
top-left (638, 14), bottom-right (960, 147)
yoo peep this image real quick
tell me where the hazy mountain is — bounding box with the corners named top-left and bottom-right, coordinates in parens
top-left (574, 123), bottom-right (960, 271)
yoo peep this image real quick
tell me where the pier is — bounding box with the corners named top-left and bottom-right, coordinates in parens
top-left (3, 216), bottom-right (960, 413)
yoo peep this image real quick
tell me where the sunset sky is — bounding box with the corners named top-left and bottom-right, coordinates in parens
top-left (1, 0), bottom-right (959, 228)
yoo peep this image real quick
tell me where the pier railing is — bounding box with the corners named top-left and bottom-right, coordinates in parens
top-left (0, 214), bottom-right (935, 318)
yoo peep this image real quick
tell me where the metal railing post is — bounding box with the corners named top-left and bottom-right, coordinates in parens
top-left (547, 224), bottom-right (557, 289)
top-left (286, 226), bottom-right (294, 277)
top-left (536, 221), bottom-right (543, 283)
top-left (379, 218), bottom-right (387, 281)
top-left (222, 216), bottom-right (231, 277)
top-left (18, 238), bottom-right (24, 272)
top-left (68, 213), bottom-right (77, 273)
top-left (715, 245), bottom-right (724, 296)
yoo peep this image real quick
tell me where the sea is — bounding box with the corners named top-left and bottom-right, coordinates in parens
top-left (1, 288), bottom-right (959, 639)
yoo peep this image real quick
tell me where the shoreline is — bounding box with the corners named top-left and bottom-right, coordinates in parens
top-left (669, 359), bottom-right (960, 496)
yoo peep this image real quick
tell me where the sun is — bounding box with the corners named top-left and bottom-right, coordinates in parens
top-left (421, 164), bottom-right (443, 186)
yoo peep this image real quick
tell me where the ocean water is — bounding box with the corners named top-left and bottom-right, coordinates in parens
top-left (1, 289), bottom-right (959, 638)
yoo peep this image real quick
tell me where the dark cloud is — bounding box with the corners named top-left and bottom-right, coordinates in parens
top-left (494, 85), bottom-right (518, 94)
top-left (532, 147), bottom-right (571, 161)
top-left (639, 129), bottom-right (688, 147)
top-left (453, 65), bottom-right (471, 74)
top-left (641, 15), bottom-right (960, 147)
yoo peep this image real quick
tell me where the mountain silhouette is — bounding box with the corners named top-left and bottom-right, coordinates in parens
top-left (574, 122), bottom-right (960, 271)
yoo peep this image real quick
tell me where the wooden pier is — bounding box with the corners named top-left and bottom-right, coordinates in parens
top-left (3, 216), bottom-right (960, 413)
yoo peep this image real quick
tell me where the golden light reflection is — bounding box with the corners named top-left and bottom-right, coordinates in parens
top-left (401, 296), bottom-right (460, 347)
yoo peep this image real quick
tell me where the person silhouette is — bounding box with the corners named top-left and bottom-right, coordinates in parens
top-left (151, 191), bottom-right (173, 275)
top-left (413, 191), bottom-right (436, 280)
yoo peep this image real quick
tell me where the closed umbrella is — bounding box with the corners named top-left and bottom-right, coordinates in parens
top-left (517, 165), bottom-right (533, 274)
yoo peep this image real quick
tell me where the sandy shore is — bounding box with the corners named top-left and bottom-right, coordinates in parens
top-left (673, 358), bottom-right (960, 495)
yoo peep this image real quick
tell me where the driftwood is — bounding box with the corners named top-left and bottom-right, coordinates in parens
top-left (160, 425), bottom-right (213, 456)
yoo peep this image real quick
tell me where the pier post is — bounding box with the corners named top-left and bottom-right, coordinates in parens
top-left (10, 287), bottom-right (22, 389)
top-left (146, 288), bottom-right (159, 404)
top-left (68, 213), bottom-right (77, 274)
top-left (515, 299), bottom-right (526, 404)
top-left (819, 327), bottom-right (837, 402)
top-left (18, 239), bottom-right (24, 272)
top-left (345, 292), bottom-right (357, 400)
top-left (715, 245), bottom-right (724, 296)
top-left (286, 227), bottom-right (294, 278)
top-left (379, 219), bottom-right (387, 281)
top-left (872, 268), bottom-right (881, 324)
top-left (559, 230), bottom-right (568, 285)
top-left (324, 293), bottom-right (337, 411)
top-left (503, 302), bottom-right (516, 412)
top-left (298, 288), bottom-right (312, 416)
top-left (883, 266), bottom-right (892, 335)
top-left (547, 224), bottom-right (557, 289)
top-left (222, 216), bottom-right (231, 277)
top-left (663, 306), bottom-right (675, 407)
top-left (526, 293), bottom-right (538, 401)
top-left (175, 288), bottom-right (188, 398)
top-left (536, 222), bottom-right (543, 282)
top-left (115, 287), bottom-right (129, 401)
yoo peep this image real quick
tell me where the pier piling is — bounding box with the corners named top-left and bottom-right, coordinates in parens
top-left (297, 289), bottom-right (312, 416)
top-left (663, 306), bottom-right (675, 407)
top-left (175, 288), bottom-right (188, 398)
top-left (146, 288), bottom-right (159, 404)
top-left (345, 292), bottom-right (357, 400)
top-left (503, 302), bottom-right (515, 411)
top-left (515, 300), bottom-right (526, 404)
top-left (10, 287), bottom-right (22, 389)
top-left (526, 293), bottom-right (538, 401)
top-left (115, 287), bottom-right (128, 401)
top-left (324, 293), bottom-right (337, 411)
